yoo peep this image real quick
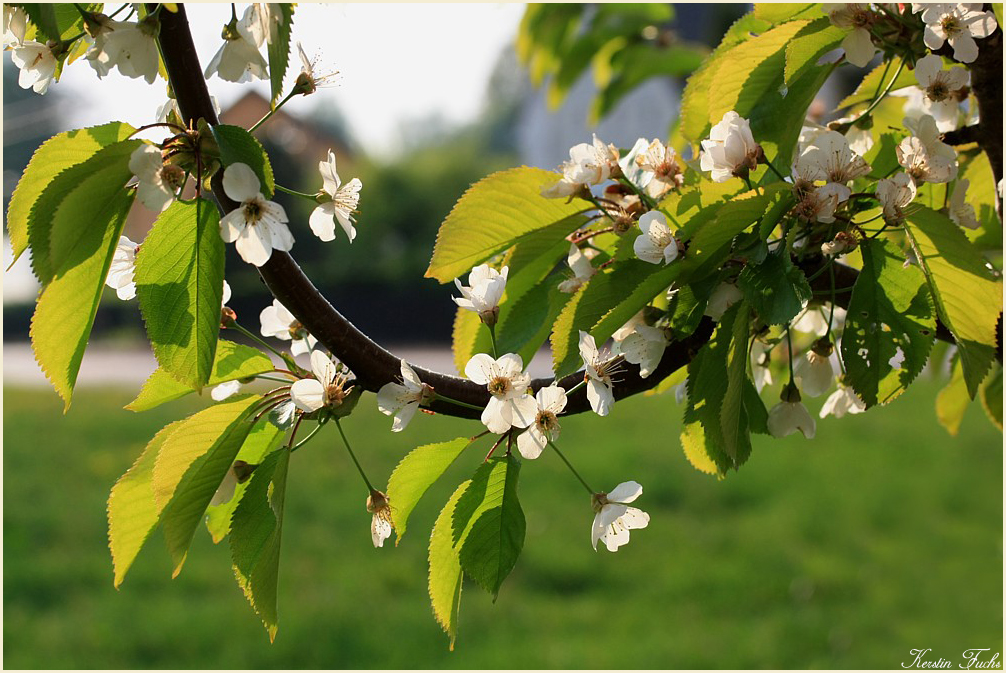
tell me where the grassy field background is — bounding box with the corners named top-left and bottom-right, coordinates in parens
top-left (3, 378), bottom-right (1002, 668)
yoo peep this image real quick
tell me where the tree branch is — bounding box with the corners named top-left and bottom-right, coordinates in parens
top-left (155, 5), bottom-right (1001, 425)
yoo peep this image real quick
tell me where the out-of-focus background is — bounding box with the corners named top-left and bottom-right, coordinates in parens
top-left (3, 3), bottom-right (1002, 669)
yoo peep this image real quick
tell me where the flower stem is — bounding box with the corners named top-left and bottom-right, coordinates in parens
top-left (290, 421), bottom-right (325, 453)
top-left (228, 319), bottom-right (297, 368)
top-left (547, 440), bottom-right (594, 495)
top-left (564, 378), bottom-right (587, 397)
top-left (249, 90), bottom-right (298, 134)
top-left (334, 418), bottom-right (375, 492)
top-left (762, 158), bottom-right (788, 182)
top-left (858, 56), bottom-right (907, 121)
top-left (487, 323), bottom-right (499, 359)
top-left (434, 392), bottom-right (485, 411)
top-left (275, 184), bottom-right (319, 201)
top-left (786, 327), bottom-right (796, 385)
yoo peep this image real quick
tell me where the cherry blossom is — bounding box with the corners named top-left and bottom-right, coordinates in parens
top-left (128, 145), bottom-right (184, 213)
top-left (104, 236), bottom-right (139, 300)
top-left (516, 385), bottom-right (567, 460)
top-left (819, 384), bottom-right (867, 419)
top-left (377, 359), bottom-right (435, 432)
top-left (634, 138), bottom-right (685, 197)
top-left (699, 111), bottom-right (762, 182)
top-left (10, 40), bottom-right (56, 94)
top-left (618, 325), bottom-right (668, 379)
top-left (464, 353), bottom-right (537, 434)
top-left (704, 282), bottom-right (743, 321)
top-left (876, 172), bottom-right (918, 222)
top-left (204, 14), bottom-right (267, 83)
top-left (259, 299), bottom-right (317, 356)
top-left (4, 4), bottom-right (27, 47)
top-left (767, 396), bottom-right (817, 439)
top-left (822, 4), bottom-right (877, 67)
top-left (579, 331), bottom-right (618, 416)
top-left (920, 3), bottom-right (997, 63)
top-left (794, 341), bottom-right (835, 398)
top-left (219, 163), bottom-right (292, 266)
top-left (542, 134), bottom-right (621, 198)
top-left (557, 243), bottom-right (597, 293)
top-left (913, 54), bottom-right (969, 131)
top-left (793, 130), bottom-right (871, 202)
top-left (897, 115), bottom-right (958, 184)
top-left (290, 350), bottom-right (354, 413)
top-left (366, 490), bottom-right (394, 548)
top-left (591, 481), bottom-right (650, 552)
top-left (751, 341), bottom-right (774, 393)
top-left (948, 178), bottom-right (979, 229)
top-left (85, 17), bottom-right (160, 84)
top-left (210, 380), bottom-right (242, 402)
top-left (309, 150), bottom-right (362, 242)
top-left (633, 211), bottom-right (679, 265)
top-left (453, 264), bottom-right (508, 327)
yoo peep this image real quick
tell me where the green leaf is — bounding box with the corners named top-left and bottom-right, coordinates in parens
top-left (738, 249), bottom-right (813, 325)
top-left (7, 122), bottom-right (135, 265)
top-left (386, 436), bottom-right (475, 543)
top-left (936, 355), bottom-right (969, 436)
top-left (498, 280), bottom-right (568, 366)
top-left (429, 481), bottom-right (467, 650)
top-left (107, 419), bottom-right (183, 588)
top-left (425, 167), bottom-right (587, 282)
top-left (205, 420), bottom-right (286, 544)
top-left (211, 124), bottom-right (275, 198)
top-left (592, 44), bottom-right (706, 121)
top-left (230, 447), bottom-right (291, 642)
top-left (838, 60), bottom-right (918, 110)
top-left (980, 365), bottom-right (1002, 431)
top-left (127, 339), bottom-right (274, 412)
top-left (840, 238), bottom-right (936, 408)
top-left (784, 17), bottom-right (845, 85)
top-left (720, 303), bottom-right (753, 462)
top-left (753, 3), bottom-right (818, 24)
top-left (267, 4), bottom-right (295, 107)
top-left (681, 304), bottom-right (752, 476)
top-left (152, 395), bottom-right (260, 575)
top-left (904, 206), bottom-right (1003, 398)
top-left (453, 456), bottom-right (525, 600)
top-left (135, 199), bottom-right (225, 391)
top-left (22, 3), bottom-right (60, 42)
top-left (29, 141), bottom-right (140, 409)
top-left (451, 308), bottom-right (492, 376)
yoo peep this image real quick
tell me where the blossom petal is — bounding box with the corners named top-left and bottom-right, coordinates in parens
top-left (607, 480), bottom-right (643, 504)
top-left (222, 163), bottom-right (262, 203)
top-left (464, 353), bottom-right (497, 385)
top-left (290, 378), bottom-right (325, 412)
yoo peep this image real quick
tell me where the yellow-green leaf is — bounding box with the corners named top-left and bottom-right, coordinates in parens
top-left (429, 481), bottom-right (468, 649)
top-left (935, 355), bottom-right (969, 436)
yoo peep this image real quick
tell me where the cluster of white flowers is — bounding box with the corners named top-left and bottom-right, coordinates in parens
top-left (204, 4), bottom-right (272, 83)
top-left (85, 15), bottom-right (160, 84)
top-left (916, 3), bottom-right (997, 63)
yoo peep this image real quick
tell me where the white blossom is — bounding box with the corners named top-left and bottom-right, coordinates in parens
top-left (210, 380), bottom-right (242, 401)
top-left (876, 171), bottom-right (918, 222)
top-left (293, 41), bottom-right (338, 94)
top-left (10, 40), bottom-right (57, 94)
top-left (309, 150), bottom-right (362, 243)
top-left (464, 353), bottom-right (537, 434)
top-left (819, 384), bottom-right (866, 418)
top-left (579, 331), bottom-right (618, 416)
top-left (156, 95), bottom-right (220, 125)
top-left (794, 182), bottom-right (846, 224)
top-left (751, 341), bottom-right (774, 393)
top-left (591, 481), bottom-right (649, 552)
top-left (516, 385), bottom-right (567, 460)
top-left (222, 280), bottom-right (232, 306)
top-left (542, 134), bottom-right (621, 198)
top-left (85, 18), bottom-right (159, 84)
top-left (897, 115), bottom-right (958, 184)
top-left (767, 399), bottom-right (817, 439)
top-left (699, 111), bottom-right (761, 182)
top-left (914, 54), bottom-right (969, 131)
top-left (366, 490), bottom-right (393, 548)
top-left (633, 211), bottom-right (679, 265)
top-left (822, 4), bottom-right (877, 67)
top-left (704, 282), bottom-right (744, 321)
top-left (104, 236), bottom-right (139, 300)
top-left (204, 18), bottom-right (267, 83)
top-left (557, 243), bottom-right (597, 293)
top-left (219, 163), bottom-right (292, 266)
top-left (921, 3), bottom-right (997, 63)
top-left (793, 130), bottom-right (871, 202)
top-left (618, 325), bottom-right (668, 379)
top-left (4, 4), bottom-right (27, 47)
top-left (794, 348), bottom-right (835, 398)
top-left (948, 178), bottom-right (979, 229)
top-left (634, 138), bottom-right (685, 197)
top-left (128, 144), bottom-right (183, 213)
top-left (377, 359), bottom-right (434, 432)
top-left (259, 299), bottom-right (317, 357)
top-left (453, 264), bottom-right (508, 326)
top-left (238, 3), bottom-right (282, 48)
top-left (290, 350), bottom-right (353, 413)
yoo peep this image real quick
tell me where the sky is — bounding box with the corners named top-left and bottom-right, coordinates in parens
top-left (53, 3), bottom-right (527, 158)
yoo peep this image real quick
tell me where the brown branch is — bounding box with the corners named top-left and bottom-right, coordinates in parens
top-left (941, 124), bottom-right (979, 146)
top-left (155, 5), bottom-right (1001, 424)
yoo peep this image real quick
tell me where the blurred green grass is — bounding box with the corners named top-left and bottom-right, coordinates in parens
top-left (3, 380), bottom-right (1002, 668)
